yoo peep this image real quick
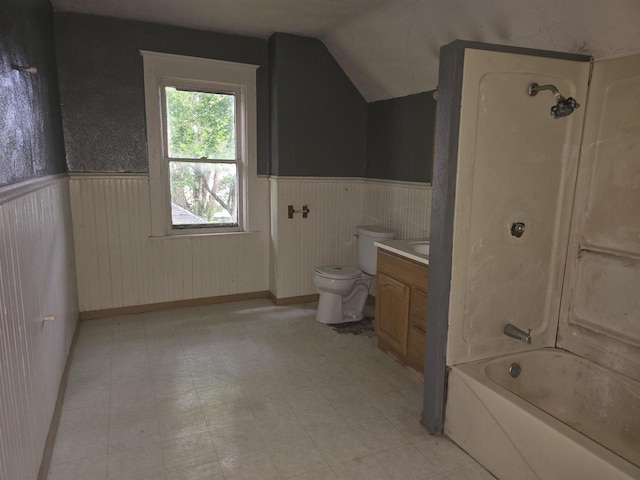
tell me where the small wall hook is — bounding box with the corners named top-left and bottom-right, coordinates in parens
top-left (11, 65), bottom-right (38, 74)
top-left (288, 205), bottom-right (310, 219)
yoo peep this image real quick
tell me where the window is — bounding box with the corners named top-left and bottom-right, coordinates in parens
top-left (142, 51), bottom-right (258, 236)
top-left (164, 86), bottom-right (240, 228)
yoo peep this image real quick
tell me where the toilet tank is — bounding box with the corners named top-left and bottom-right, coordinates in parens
top-left (357, 225), bottom-right (396, 274)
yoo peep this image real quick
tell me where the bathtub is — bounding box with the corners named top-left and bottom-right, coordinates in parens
top-left (445, 348), bottom-right (640, 480)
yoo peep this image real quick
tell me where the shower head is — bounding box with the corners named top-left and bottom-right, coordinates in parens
top-left (551, 97), bottom-right (580, 118)
top-left (528, 82), bottom-right (580, 119)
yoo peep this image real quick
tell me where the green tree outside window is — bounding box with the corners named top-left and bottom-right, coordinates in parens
top-left (165, 87), bottom-right (238, 226)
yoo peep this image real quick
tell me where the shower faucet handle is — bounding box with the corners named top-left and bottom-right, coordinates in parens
top-left (510, 222), bottom-right (525, 238)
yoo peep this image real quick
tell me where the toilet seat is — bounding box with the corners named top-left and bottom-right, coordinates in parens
top-left (314, 265), bottom-right (363, 280)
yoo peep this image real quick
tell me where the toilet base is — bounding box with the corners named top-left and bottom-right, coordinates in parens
top-left (316, 281), bottom-right (371, 324)
top-left (343, 311), bottom-right (364, 322)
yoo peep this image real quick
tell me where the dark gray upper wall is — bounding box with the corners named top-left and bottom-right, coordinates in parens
top-left (0, 0), bottom-right (66, 187)
top-left (269, 33), bottom-right (367, 177)
top-left (366, 92), bottom-right (436, 183)
top-left (54, 13), bottom-right (269, 174)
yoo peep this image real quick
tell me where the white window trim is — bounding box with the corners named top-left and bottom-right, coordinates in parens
top-left (141, 50), bottom-right (258, 237)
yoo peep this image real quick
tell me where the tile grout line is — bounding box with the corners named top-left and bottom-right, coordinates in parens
top-left (149, 311), bottom-right (182, 479)
top-left (106, 320), bottom-right (114, 480)
top-left (189, 318), bottom-right (227, 480)
top-left (219, 307), bottom-right (287, 480)
top-left (176, 308), bottom-right (227, 479)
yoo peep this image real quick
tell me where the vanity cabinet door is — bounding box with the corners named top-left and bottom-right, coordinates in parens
top-left (406, 288), bottom-right (427, 371)
top-left (375, 273), bottom-right (410, 359)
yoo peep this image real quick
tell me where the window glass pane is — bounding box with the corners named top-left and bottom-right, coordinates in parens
top-left (169, 161), bottom-right (238, 227)
top-left (165, 86), bottom-right (236, 160)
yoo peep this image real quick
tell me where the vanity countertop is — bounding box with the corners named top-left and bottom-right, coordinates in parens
top-left (374, 239), bottom-right (430, 265)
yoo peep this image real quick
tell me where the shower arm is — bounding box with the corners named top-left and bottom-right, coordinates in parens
top-left (528, 83), bottom-right (562, 100)
top-left (528, 82), bottom-right (580, 119)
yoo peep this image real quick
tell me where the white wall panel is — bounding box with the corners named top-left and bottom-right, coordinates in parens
top-left (70, 175), bottom-right (429, 309)
top-left (558, 54), bottom-right (640, 381)
top-left (0, 176), bottom-right (78, 480)
top-left (446, 51), bottom-right (589, 365)
top-left (362, 179), bottom-right (431, 239)
top-left (270, 177), bottom-right (363, 298)
top-left (69, 175), bottom-right (270, 312)
top-left (270, 177), bottom-right (431, 298)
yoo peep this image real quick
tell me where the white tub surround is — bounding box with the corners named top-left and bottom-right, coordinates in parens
top-left (445, 49), bottom-right (590, 365)
top-left (557, 53), bottom-right (640, 382)
top-left (269, 176), bottom-right (431, 300)
top-left (0, 175), bottom-right (79, 480)
top-left (69, 174), bottom-right (270, 313)
top-left (446, 349), bottom-right (640, 479)
top-left (441, 47), bottom-right (640, 480)
top-left (375, 239), bottom-right (429, 265)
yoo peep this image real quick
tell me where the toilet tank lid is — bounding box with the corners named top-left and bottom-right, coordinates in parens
top-left (315, 265), bottom-right (363, 280)
top-left (356, 225), bottom-right (396, 239)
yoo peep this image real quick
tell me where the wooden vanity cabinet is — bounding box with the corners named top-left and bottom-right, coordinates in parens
top-left (375, 273), bottom-right (410, 359)
top-left (406, 288), bottom-right (427, 371)
top-left (374, 250), bottom-right (428, 371)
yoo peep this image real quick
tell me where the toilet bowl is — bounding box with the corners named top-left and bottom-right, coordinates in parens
top-left (313, 225), bottom-right (396, 324)
top-left (313, 266), bottom-right (372, 324)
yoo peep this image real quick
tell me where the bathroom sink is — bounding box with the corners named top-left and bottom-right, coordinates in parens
top-left (409, 241), bottom-right (430, 256)
top-left (374, 238), bottom-right (430, 265)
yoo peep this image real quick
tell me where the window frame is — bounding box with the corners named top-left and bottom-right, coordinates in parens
top-left (141, 51), bottom-right (258, 237)
top-left (161, 81), bottom-right (243, 231)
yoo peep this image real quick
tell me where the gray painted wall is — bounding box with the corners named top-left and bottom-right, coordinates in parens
top-left (269, 33), bottom-right (367, 177)
top-left (52, 15), bottom-right (432, 181)
top-left (54, 13), bottom-right (270, 175)
top-left (366, 92), bottom-right (436, 183)
top-left (0, 0), bottom-right (66, 187)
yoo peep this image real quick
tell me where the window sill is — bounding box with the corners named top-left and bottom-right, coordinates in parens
top-left (148, 230), bottom-right (261, 240)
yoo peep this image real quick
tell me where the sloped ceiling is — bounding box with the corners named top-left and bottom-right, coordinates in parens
top-left (51, 0), bottom-right (640, 101)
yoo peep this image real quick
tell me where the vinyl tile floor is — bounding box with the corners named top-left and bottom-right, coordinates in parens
top-left (48, 299), bottom-right (494, 480)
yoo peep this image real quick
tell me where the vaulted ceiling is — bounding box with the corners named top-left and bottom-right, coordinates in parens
top-left (51, 0), bottom-right (640, 101)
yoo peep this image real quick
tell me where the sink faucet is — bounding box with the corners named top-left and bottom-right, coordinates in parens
top-left (503, 323), bottom-right (532, 344)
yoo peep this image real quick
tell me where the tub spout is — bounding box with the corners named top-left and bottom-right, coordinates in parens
top-left (504, 323), bottom-right (532, 344)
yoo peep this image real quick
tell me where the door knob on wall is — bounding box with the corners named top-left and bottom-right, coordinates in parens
top-left (510, 222), bottom-right (525, 238)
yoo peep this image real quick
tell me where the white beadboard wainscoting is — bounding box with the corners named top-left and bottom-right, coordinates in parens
top-left (270, 177), bottom-right (364, 299)
top-left (0, 175), bottom-right (79, 480)
top-left (69, 175), bottom-right (270, 313)
top-left (362, 179), bottom-right (432, 239)
top-left (270, 176), bottom-right (431, 299)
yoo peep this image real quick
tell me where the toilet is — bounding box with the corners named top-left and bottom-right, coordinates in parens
top-left (313, 225), bottom-right (396, 324)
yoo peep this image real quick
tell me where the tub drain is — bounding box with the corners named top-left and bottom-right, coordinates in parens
top-left (508, 362), bottom-right (521, 378)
